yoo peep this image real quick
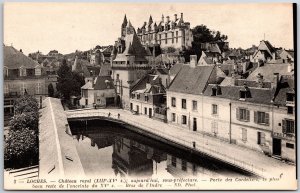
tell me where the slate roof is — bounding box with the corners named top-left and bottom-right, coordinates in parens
top-left (72, 57), bottom-right (91, 77)
top-left (169, 63), bottom-right (183, 76)
top-left (168, 65), bottom-right (215, 95)
top-left (273, 75), bottom-right (295, 106)
top-left (4, 46), bottom-right (40, 69)
top-left (247, 63), bottom-right (294, 82)
top-left (204, 84), bottom-right (275, 105)
top-left (93, 76), bottom-right (115, 90)
top-left (131, 74), bottom-right (165, 94)
top-left (114, 31), bottom-right (149, 62)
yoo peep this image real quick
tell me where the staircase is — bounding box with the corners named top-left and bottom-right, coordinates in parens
top-left (6, 165), bottom-right (39, 181)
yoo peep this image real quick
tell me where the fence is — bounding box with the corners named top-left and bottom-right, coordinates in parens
top-left (66, 110), bottom-right (265, 177)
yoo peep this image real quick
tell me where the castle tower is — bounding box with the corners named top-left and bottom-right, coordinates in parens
top-left (121, 14), bottom-right (128, 37)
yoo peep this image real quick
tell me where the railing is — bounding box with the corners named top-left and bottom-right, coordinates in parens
top-left (66, 110), bottom-right (265, 177)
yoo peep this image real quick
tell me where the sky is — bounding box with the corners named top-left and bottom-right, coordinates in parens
top-left (4, 3), bottom-right (294, 55)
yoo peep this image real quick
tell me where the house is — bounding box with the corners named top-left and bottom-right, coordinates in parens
top-left (111, 18), bottom-right (152, 110)
top-left (72, 56), bottom-right (93, 82)
top-left (278, 49), bottom-right (294, 62)
top-left (130, 74), bottom-right (166, 121)
top-left (198, 51), bottom-right (222, 66)
top-left (252, 40), bottom-right (277, 63)
top-left (80, 75), bottom-right (116, 108)
top-left (167, 55), bottom-right (226, 131)
top-left (4, 45), bottom-right (49, 117)
top-left (272, 75), bottom-right (295, 162)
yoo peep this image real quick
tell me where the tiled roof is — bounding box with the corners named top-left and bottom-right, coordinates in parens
top-left (131, 74), bottom-right (165, 94)
top-left (247, 63), bottom-right (293, 82)
top-left (99, 64), bottom-right (112, 76)
top-left (204, 84), bottom-right (275, 105)
top-left (4, 46), bottom-right (40, 69)
top-left (93, 76), bottom-right (115, 90)
top-left (168, 65), bottom-right (215, 95)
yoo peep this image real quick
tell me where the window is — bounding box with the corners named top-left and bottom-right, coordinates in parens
top-left (172, 113), bottom-right (176, 122)
top-left (20, 83), bottom-right (27, 95)
top-left (35, 83), bottom-right (41, 94)
top-left (182, 115), bottom-right (187, 125)
top-left (144, 107), bottom-right (147, 115)
top-left (192, 100), bottom-right (197, 111)
top-left (236, 108), bottom-right (250, 122)
top-left (286, 93), bottom-right (294, 102)
top-left (241, 128), bottom-right (247, 142)
top-left (257, 132), bottom-right (265, 145)
top-left (116, 74), bottom-right (119, 80)
top-left (172, 32), bottom-right (174, 43)
top-left (137, 94), bottom-right (140, 99)
top-left (182, 99), bottom-right (186, 109)
top-left (212, 104), bottom-right (218, 115)
top-left (35, 67), bottom-right (41, 76)
top-left (165, 34), bottom-right (167, 44)
top-left (286, 143), bottom-right (294, 149)
top-left (131, 93), bottom-right (135, 99)
top-left (171, 97), bottom-right (176, 107)
top-left (282, 119), bottom-right (295, 134)
top-left (212, 88), bottom-right (217, 96)
top-left (4, 84), bottom-right (9, 94)
top-left (145, 95), bottom-right (149, 101)
top-left (171, 156), bottom-right (176, 167)
top-left (254, 111), bottom-right (269, 125)
top-left (287, 107), bottom-right (294, 114)
top-left (181, 160), bottom-right (187, 171)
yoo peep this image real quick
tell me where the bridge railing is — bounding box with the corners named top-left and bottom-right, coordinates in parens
top-left (66, 110), bottom-right (265, 177)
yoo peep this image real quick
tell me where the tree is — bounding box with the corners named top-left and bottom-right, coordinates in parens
top-left (4, 128), bottom-right (38, 169)
top-left (48, 83), bottom-right (55, 97)
top-left (56, 59), bottom-right (74, 100)
top-left (183, 25), bottom-right (228, 61)
top-left (14, 95), bottom-right (39, 115)
top-left (9, 112), bottom-right (39, 132)
top-left (71, 72), bottom-right (85, 97)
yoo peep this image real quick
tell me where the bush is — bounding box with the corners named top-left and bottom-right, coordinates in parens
top-left (14, 95), bottom-right (39, 114)
top-left (9, 112), bottom-right (39, 132)
top-left (4, 128), bottom-right (39, 169)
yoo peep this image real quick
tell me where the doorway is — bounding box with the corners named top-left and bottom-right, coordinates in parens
top-left (272, 138), bottom-right (281, 156)
top-left (149, 108), bottom-right (152, 118)
top-left (193, 118), bottom-right (197, 131)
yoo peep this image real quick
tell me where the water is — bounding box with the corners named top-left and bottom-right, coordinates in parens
top-left (69, 120), bottom-right (251, 179)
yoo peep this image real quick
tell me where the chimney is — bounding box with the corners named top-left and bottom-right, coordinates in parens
top-left (190, 55), bottom-right (197, 68)
top-left (174, 14), bottom-right (177, 21)
top-left (146, 83), bottom-right (151, 90)
top-left (272, 52), bottom-right (276, 60)
top-left (242, 62), bottom-right (247, 73)
top-left (20, 49), bottom-right (23, 53)
top-left (180, 13), bottom-right (183, 20)
top-left (231, 72), bottom-right (237, 86)
top-left (166, 16), bottom-right (170, 23)
top-left (272, 73), bottom-right (279, 88)
top-left (256, 73), bottom-right (264, 88)
top-left (161, 14), bottom-right (164, 22)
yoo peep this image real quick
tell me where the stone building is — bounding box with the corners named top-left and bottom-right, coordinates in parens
top-left (111, 17), bottom-right (152, 109)
top-left (136, 13), bottom-right (193, 51)
top-left (4, 46), bottom-right (49, 117)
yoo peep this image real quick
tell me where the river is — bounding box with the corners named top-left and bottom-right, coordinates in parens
top-left (69, 119), bottom-right (252, 179)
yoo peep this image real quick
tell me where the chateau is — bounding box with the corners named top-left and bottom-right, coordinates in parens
top-left (136, 13), bottom-right (193, 51)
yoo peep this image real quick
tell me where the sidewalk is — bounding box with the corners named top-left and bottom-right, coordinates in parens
top-left (66, 108), bottom-right (296, 179)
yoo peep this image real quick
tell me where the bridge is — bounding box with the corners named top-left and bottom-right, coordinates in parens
top-left (39, 97), bottom-right (295, 180)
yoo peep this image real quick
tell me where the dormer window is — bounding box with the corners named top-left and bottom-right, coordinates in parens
top-left (20, 67), bottom-right (26, 77)
top-left (211, 85), bottom-right (221, 96)
top-left (137, 94), bottom-right (140, 99)
top-left (145, 95), bottom-right (149, 101)
top-left (35, 66), bottom-right (41, 76)
top-left (131, 93), bottom-right (135, 99)
top-left (239, 84), bottom-right (251, 100)
top-left (286, 93), bottom-right (295, 102)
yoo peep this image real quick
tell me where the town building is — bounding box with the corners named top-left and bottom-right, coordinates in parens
top-left (80, 75), bottom-right (116, 108)
top-left (4, 46), bottom-right (49, 117)
top-left (136, 13), bottom-right (193, 51)
top-left (111, 18), bottom-right (152, 109)
top-left (252, 40), bottom-right (278, 63)
top-left (129, 74), bottom-right (166, 121)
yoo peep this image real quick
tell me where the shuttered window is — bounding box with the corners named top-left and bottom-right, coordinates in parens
top-left (236, 108), bottom-right (250, 121)
top-left (257, 132), bottom-right (265, 145)
top-left (254, 111), bottom-right (269, 125)
top-left (282, 119), bottom-right (295, 134)
top-left (241, 128), bottom-right (247, 142)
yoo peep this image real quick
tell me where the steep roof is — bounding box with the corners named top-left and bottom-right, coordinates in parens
top-left (4, 46), bottom-right (40, 69)
top-left (204, 84), bottom-right (275, 105)
top-left (131, 74), bottom-right (165, 94)
top-left (169, 63), bottom-right (183, 76)
top-left (93, 76), bottom-right (115, 90)
top-left (72, 57), bottom-right (91, 77)
top-left (168, 65), bottom-right (215, 95)
top-left (247, 63), bottom-right (294, 82)
top-left (273, 75), bottom-right (295, 106)
top-left (81, 81), bottom-right (93, 89)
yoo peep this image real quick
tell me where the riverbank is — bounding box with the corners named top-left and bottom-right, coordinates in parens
top-left (66, 108), bottom-right (296, 180)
